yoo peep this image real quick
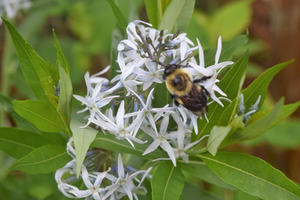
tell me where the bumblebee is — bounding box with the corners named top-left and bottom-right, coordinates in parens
top-left (163, 64), bottom-right (210, 117)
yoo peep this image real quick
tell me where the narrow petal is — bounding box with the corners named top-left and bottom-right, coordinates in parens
top-left (94, 168), bottom-right (110, 187)
top-left (116, 101), bottom-right (125, 128)
top-left (81, 165), bottom-right (93, 188)
top-left (160, 140), bottom-right (176, 166)
top-left (159, 114), bottom-right (170, 133)
top-left (122, 182), bottom-right (133, 200)
top-left (184, 135), bottom-right (209, 151)
top-left (145, 88), bottom-right (155, 109)
top-left (143, 140), bottom-right (160, 155)
top-left (118, 154), bottom-right (125, 178)
top-left (196, 38), bottom-right (205, 67)
top-left (215, 36), bottom-right (222, 64)
top-left (73, 95), bottom-right (90, 106)
top-left (69, 188), bottom-right (91, 198)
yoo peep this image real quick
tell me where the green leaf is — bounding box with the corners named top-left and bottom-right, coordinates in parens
top-left (242, 60), bottom-right (294, 110)
top-left (9, 144), bottom-right (69, 174)
top-left (13, 100), bottom-right (67, 133)
top-left (153, 83), bottom-right (170, 108)
top-left (91, 132), bottom-right (167, 160)
top-left (53, 30), bottom-right (70, 75)
top-left (207, 126), bottom-right (232, 156)
top-left (0, 128), bottom-right (53, 159)
top-left (181, 183), bottom-right (224, 200)
top-left (71, 119), bottom-right (98, 177)
top-left (209, 1), bottom-right (252, 41)
top-left (183, 159), bottom-right (237, 190)
top-left (0, 92), bottom-right (39, 133)
top-left (194, 51), bottom-right (249, 141)
top-left (222, 98), bottom-right (284, 146)
top-left (56, 64), bottom-right (73, 129)
top-left (199, 152), bottom-right (300, 200)
top-left (159, 0), bottom-right (195, 32)
top-left (204, 34), bottom-right (249, 67)
top-left (145, 0), bottom-right (159, 28)
top-left (2, 18), bottom-right (58, 107)
top-left (105, 0), bottom-right (127, 32)
top-left (151, 161), bottom-right (185, 200)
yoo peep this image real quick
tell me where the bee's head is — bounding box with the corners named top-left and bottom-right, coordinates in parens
top-left (163, 65), bottom-right (178, 80)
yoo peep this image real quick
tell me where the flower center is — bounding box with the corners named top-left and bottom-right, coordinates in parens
top-left (149, 71), bottom-right (158, 78)
top-left (92, 103), bottom-right (98, 111)
top-left (157, 133), bottom-right (167, 142)
top-left (118, 128), bottom-right (129, 137)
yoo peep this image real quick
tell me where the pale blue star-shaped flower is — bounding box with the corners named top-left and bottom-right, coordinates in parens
top-left (89, 101), bottom-right (146, 148)
top-left (171, 118), bottom-right (209, 163)
top-left (141, 114), bottom-right (177, 166)
top-left (135, 59), bottom-right (164, 91)
top-left (74, 80), bottom-right (118, 127)
top-left (104, 154), bottom-right (153, 200)
top-left (127, 88), bottom-right (174, 136)
top-left (69, 165), bottom-right (111, 200)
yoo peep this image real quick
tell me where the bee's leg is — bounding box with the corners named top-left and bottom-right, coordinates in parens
top-left (170, 94), bottom-right (180, 106)
top-left (170, 94), bottom-right (176, 99)
top-left (201, 86), bottom-right (210, 97)
top-left (193, 75), bottom-right (212, 83)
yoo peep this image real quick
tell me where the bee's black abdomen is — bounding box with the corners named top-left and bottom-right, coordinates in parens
top-left (176, 84), bottom-right (209, 117)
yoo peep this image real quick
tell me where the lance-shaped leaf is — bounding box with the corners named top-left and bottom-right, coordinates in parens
top-left (13, 100), bottom-right (67, 133)
top-left (91, 133), bottom-right (167, 160)
top-left (71, 119), bottom-right (98, 177)
top-left (199, 152), bottom-right (300, 200)
top-left (159, 0), bottom-right (195, 32)
top-left (181, 183), bottom-right (224, 200)
top-left (183, 159), bottom-right (237, 190)
top-left (8, 144), bottom-right (69, 174)
top-left (0, 128), bottom-right (54, 159)
top-left (53, 30), bottom-right (70, 75)
top-left (106, 0), bottom-right (127, 32)
top-left (2, 18), bottom-right (59, 107)
top-left (56, 64), bottom-right (73, 128)
top-left (151, 161), bottom-right (185, 200)
top-left (54, 31), bottom-right (73, 129)
top-left (242, 60), bottom-right (294, 109)
top-left (145, 0), bottom-right (159, 28)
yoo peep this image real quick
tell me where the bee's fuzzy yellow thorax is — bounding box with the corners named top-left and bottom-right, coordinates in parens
top-left (165, 69), bottom-right (193, 97)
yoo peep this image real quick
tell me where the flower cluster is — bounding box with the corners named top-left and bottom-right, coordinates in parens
top-left (55, 138), bottom-right (152, 200)
top-left (0, 0), bottom-right (31, 24)
top-left (62, 20), bottom-right (235, 199)
top-left (74, 20), bottom-right (234, 166)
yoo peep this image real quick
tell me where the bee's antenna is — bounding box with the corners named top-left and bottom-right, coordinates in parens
top-left (176, 53), bottom-right (194, 67)
top-left (151, 58), bottom-right (165, 67)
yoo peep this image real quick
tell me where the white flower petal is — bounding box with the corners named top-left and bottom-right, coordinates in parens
top-left (215, 36), bottom-right (222, 64)
top-left (143, 140), bottom-right (160, 155)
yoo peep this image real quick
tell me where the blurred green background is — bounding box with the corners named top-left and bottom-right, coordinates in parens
top-left (0, 0), bottom-right (300, 199)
